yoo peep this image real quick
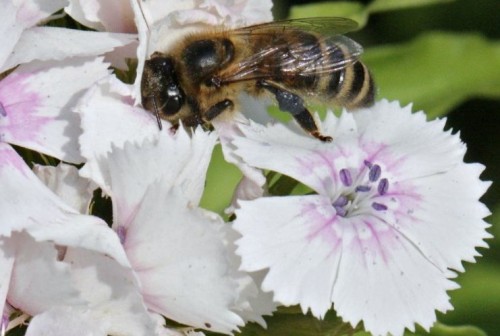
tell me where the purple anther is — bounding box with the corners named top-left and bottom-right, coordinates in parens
top-left (334, 205), bottom-right (347, 217)
top-left (355, 185), bottom-right (371, 192)
top-left (378, 178), bottom-right (389, 195)
top-left (372, 202), bottom-right (388, 211)
top-left (363, 160), bottom-right (373, 168)
top-left (332, 195), bottom-right (348, 207)
top-left (0, 102), bottom-right (6, 117)
top-left (369, 164), bottom-right (381, 182)
top-left (339, 168), bottom-right (352, 186)
top-left (117, 226), bottom-right (127, 244)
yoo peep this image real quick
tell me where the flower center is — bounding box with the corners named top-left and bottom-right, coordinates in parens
top-left (332, 160), bottom-right (389, 217)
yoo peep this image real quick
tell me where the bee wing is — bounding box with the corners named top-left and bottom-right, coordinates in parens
top-left (231, 17), bottom-right (359, 36)
top-left (219, 17), bottom-right (364, 84)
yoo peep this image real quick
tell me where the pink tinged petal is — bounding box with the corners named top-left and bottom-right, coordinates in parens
top-left (65, 0), bottom-right (136, 33)
top-left (13, 0), bottom-right (67, 28)
top-left (234, 196), bottom-right (342, 316)
top-left (234, 196), bottom-right (459, 336)
top-left (349, 100), bottom-right (466, 180)
top-left (98, 127), bottom-right (217, 223)
top-left (62, 248), bottom-right (158, 335)
top-left (0, 144), bottom-right (129, 266)
top-left (6, 232), bottom-right (84, 315)
top-left (395, 162), bottom-right (491, 273)
top-left (233, 119), bottom-right (342, 196)
top-left (77, 76), bottom-right (162, 188)
top-left (0, 58), bottom-right (111, 163)
top-left (1, 27), bottom-right (137, 72)
top-left (125, 185), bottom-right (244, 334)
top-left (331, 220), bottom-right (458, 336)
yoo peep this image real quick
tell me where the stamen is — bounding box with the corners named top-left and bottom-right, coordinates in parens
top-left (363, 160), bottom-right (373, 168)
top-left (339, 169), bottom-right (352, 187)
top-left (369, 164), bottom-right (381, 182)
top-left (355, 185), bottom-right (371, 192)
top-left (332, 195), bottom-right (348, 207)
top-left (0, 102), bottom-right (6, 117)
top-left (372, 202), bottom-right (388, 211)
top-left (334, 205), bottom-right (347, 217)
top-left (378, 178), bottom-right (389, 195)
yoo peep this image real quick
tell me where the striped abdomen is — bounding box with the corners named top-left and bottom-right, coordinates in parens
top-left (258, 30), bottom-right (376, 109)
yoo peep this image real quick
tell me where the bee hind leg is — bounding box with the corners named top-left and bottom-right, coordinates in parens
top-left (257, 80), bottom-right (332, 142)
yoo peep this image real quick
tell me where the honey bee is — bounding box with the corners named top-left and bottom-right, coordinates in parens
top-left (141, 17), bottom-right (375, 142)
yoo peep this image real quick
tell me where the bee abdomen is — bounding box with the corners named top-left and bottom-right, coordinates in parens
top-left (320, 45), bottom-right (375, 109)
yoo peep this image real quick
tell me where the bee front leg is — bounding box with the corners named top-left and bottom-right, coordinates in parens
top-left (257, 80), bottom-right (332, 142)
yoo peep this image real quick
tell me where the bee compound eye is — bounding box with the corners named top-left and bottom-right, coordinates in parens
top-left (161, 84), bottom-right (185, 116)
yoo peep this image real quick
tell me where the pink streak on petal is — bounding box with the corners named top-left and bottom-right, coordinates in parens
top-left (0, 73), bottom-right (50, 143)
top-left (301, 198), bottom-right (342, 249)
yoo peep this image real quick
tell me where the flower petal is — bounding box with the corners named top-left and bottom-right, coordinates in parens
top-left (26, 307), bottom-right (105, 336)
top-left (124, 185), bottom-right (244, 334)
top-left (0, 0), bottom-right (70, 71)
top-left (234, 196), bottom-right (458, 336)
top-left (6, 232), bottom-right (83, 315)
top-left (213, 116), bottom-right (266, 197)
top-left (1, 27), bottom-right (136, 72)
top-left (62, 248), bottom-right (158, 335)
top-left (233, 118), bottom-right (341, 196)
top-left (33, 163), bottom-right (96, 214)
top-left (169, 0), bottom-right (273, 28)
top-left (12, 0), bottom-right (67, 28)
top-left (96, 126), bottom-right (216, 222)
top-left (65, 0), bottom-right (136, 33)
top-left (232, 100), bottom-right (491, 336)
top-left (0, 57), bottom-right (110, 163)
top-left (77, 76), bottom-right (161, 188)
top-left (0, 1), bottom-right (25, 69)
top-left (0, 144), bottom-right (129, 266)
top-left (0, 238), bottom-right (15, 319)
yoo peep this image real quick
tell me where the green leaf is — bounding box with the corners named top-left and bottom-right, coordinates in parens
top-left (421, 323), bottom-right (487, 336)
top-left (363, 32), bottom-right (500, 118)
top-left (439, 262), bottom-right (500, 332)
top-left (238, 308), bottom-right (360, 336)
top-left (289, 0), bottom-right (454, 28)
top-left (368, 0), bottom-right (454, 13)
top-left (200, 144), bottom-right (242, 216)
top-left (289, 2), bottom-right (368, 28)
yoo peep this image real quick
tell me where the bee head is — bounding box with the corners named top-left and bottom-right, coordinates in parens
top-left (141, 54), bottom-right (186, 122)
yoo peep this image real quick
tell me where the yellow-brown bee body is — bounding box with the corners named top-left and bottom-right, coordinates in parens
top-left (141, 18), bottom-right (375, 141)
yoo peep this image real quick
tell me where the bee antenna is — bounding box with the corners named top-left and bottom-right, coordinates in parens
top-left (151, 96), bottom-right (163, 130)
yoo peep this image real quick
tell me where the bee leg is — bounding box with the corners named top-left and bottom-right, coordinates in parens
top-left (182, 113), bottom-right (204, 127)
top-left (204, 99), bottom-right (234, 121)
top-left (257, 80), bottom-right (332, 142)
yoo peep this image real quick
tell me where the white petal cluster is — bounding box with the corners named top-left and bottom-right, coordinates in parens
top-left (0, 0), bottom-right (274, 335)
top-left (0, 1), bottom-right (491, 336)
top-left (231, 100), bottom-right (491, 336)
